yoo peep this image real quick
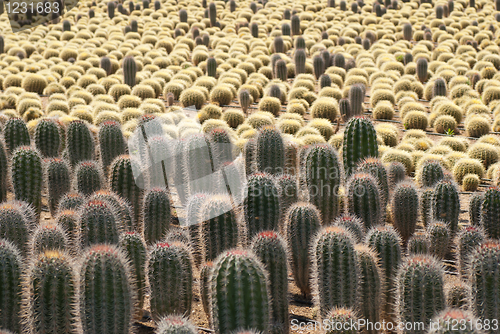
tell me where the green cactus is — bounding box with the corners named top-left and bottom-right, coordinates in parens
top-left (0, 138), bottom-right (7, 203)
top-left (207, 57), bottom-right (217, 78)
top-left (343, 117), bottom-right (378, 177)
top-left (427, 220), bottom-right (451, 259)
top-left (388, 161), bottom-right (407, 187)
top-left (323, 307), bottom-right (358, 334)
top-left (294, 49), bottom-right (307, 76)
top-left (312, 225), bottom-right (359, 317)
top-left (427, 309), bottom-right (482, 334)
top-left (0, 238), bottom-right (22, 333)
top-left (143, 187), bottom-right (171, 245)
top-left (469, 241), bottom-right (500, 330)
top-left (75, 161), bottom-right (103, 196)
top-left (11, 146), bottom-right (42, 217)
top-left (34, 119), bottom-right (61, 158)
top-left (210, 248), bottom-right (271, 334)
top-left (156, 315), bottom-right (198, 334)
top-left (57, 193), bottom-right (85, 212)
top-left (208, 127), bottom-right (234, 171)
top-left (55, 210), bottom-right (79, 252)
top-left (356, 157), bottom-right (389, 208)
top-left (346, 173), bottom-right (381, 230)
top-left (183, 133), bottom-right (216, 196)
top-left (432, 180), bottom-right (460, 234)
top-left (208, 2), bottom-right (217, 27)
top-left (349, 84), bottom-right (364, 118)
top-left (273, 36), bottom-right (284, 54)
top-left (275, 173), bottom-right (298, 217)
top-left (445, 278), bottom-right (471, 310)
top-left (98, 121), bottom-right (127, 173)
top-left (332, 214), bottom-right (365, 243)
top-left (291, 14), bottom-right (300, 35)
top-left (21, 250), bottom-right (80, 334)
top-left (469, 192), bottom-right (483, 227)
top-left (255, 126), bottom-right (285, 176)
top-left (108, 1), bottom-right (115, 18)
top-left (3, 117), bottom-right (30, 155)
top-left (416, 160), bottom-right (445, 188)
top-left (46, 158), bottom-right (71, 216)
top-left (29, 221), bottom-right (68, 254)
top-left (118, 232), bottom-right (147, 311)
top-left (319, 74), bottom-right (331, 89)
top-left (455, 226), bottom-right (485, 278)
top-left (244, 173), bottom-right (280, 240)
top-left (416, 58), bottom-right (428, 83)
top-left (80, 244), bottom-right (136, 334)
top-left (339, 98), bottom-right (352, 122)
top-left (480, 187), bottom-right (500, 239)
top-left (275, 59), bottom-right (288, 82)
top-left (148, 241), bottom-right (193, 320)
top-left (199, 261), bottom-right (213, 321)
top-left (419, 187), bottom-right (433, 227)
top-left (100, 56), bottom-right (112, 76)
top-left (199, 194), bottom-right (239, 262)
top-left (79, 200), bottom-right (121, 247)
top-left (366, 225), bottom-right (402, 322)
top-left (250, 231), bottom-right (289, 333)
top-left (66, 120), bottom-right (95, 167)
top-left (407, 232), bottom-right (430, 255)
top-left (390, 181), bottom-right (419, 244)
top-left (313, 55), bottom-right (325, 80)
top-left (239, 89), bottom-right (252, 114)
top-left (396, 255), bottom-right (445, 333)
top-left (123, 55), bottom-right (137, 88)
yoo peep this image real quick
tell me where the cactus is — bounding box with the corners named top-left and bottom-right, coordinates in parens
top-left (319, 74), bottom-right (331, 89)
top-left (427, 220), bottom-right (451, 259)
top-left (250, 231), bottom-right (289, 333)
top-left (455, 226), bottom-right (485, 278)
top-left (420, 188), bottom-right (432, 224)
top-left (100, 56), bottom-right (112, 76)
top-left (80, 244), bottom-right (136, 334)
top-left (445, 278), bottom-right (471, 310)
top-left (75, 161), bottom-right (103, 196)
top-left (416, 160), bottom-right (445, 188)
top-left (244, 173), bottom-right (280, 240)
top-left (0, 138), bottom-right (7, 203)
top-left (57, 193), bottom-right (85, 212)
top-left (428, 308), bottom-right (482, 334)
top-left (123, 56), bottom-right (137, 88)
top-left (469, 192), bottom-right (483, 227)
top-left (210, 248), bottom-right (270, 334)
top-left (143, 187), bottom-right (172, 245)
top-left (346, 173), bottom-right (381, 230)
top-left (34, 118), bottom-right (61, 158)
top-left (79, 199), bottom-right (122, 248)
top-left (54, 210), bottom-right (79, 251)
top-left (29, 221), bottom-right (68, 254)
top-left (313, 55), bottom-right (325, 80)
top-left (66, 120), bottom-right (94, 167)
top-left (407, 232), bottom-right (430, 255)
top-left (388, 162), bottom-right (407, 187)
top-left (284, 202), bottom-right (321, 297)
top-left (339, 98), bottom-right (351, 122)
top-left (479, 187), bottom-right (500, 239)
top-left (21, 250), bottom-right (80, 334)
top-left (275, 174), bottom-right (298, 217)
top-left (275, 59), bottom-right (288, 82)
top-left (99, 121), bottom-right (127, 173)
top-left (333, 53), bottom-right (345, 68)
top-left (208, 2), bottom-right (217, 27)
top-left (390, 181), bottom-right (419, 244)
top-left (239, 88), bottom-right (252, 114)
top-left (273, 36), bottom-right (284, 54)
top-left (118, 232), bottom-right (147, 311)
top-left (0, 239), bottom-right (22, 333)
top-left (332, 214), bottom-right (365, 243)
top-left (469, 241), bottom-right (500, 328)
top-left (303, 144), bottom-right (342, 225)
top-left (208, 128), bottom-right (234, 171)
top-left (416, 58), bottom-right (428, 83)
top-left (294, 49), bottom-right (307, 76)
top-left (3, 117), bottom-right (30, 154)
top-left (396, 255), bottom-right (445, 333)
top-left (291, 14), bottom-right (300, 35)
top-left (197, 194), bottom-right (239, 263)
top-left (11, 146), bottom-right (42, 217)
top-left (312, 225), bottom-right (359, 317)
top-left (403, 23), bottom-right (412, 41)
top-left (343, 117), bottom-right (378, 177)
top-left (366, 225), bottom-right (402, 322)
top-left (199, 261), bottom-right (213, 321)
top-left (156, 315), bottom-right (197, 334)
top-left (46, 158), bottom-right (71, 216)
top-left (250, 22), bottom-right (259, 38)
top-left (184, 134), bottom-right (216, 196)
top-left (295, 36), bottom-right (306, 50)
top-left (354, 244), bottom-right (382, 333)
top-left (433, 78), bottom-right (447, 98)
top-left (148, 241), bottom-right (193, 319)
top-left (0, 36), bottom-right (4, 54)
top-left (432, 180), bottom-right (460, 234)
top-left (349, 85), bottom-right (364, 118)
top-left (255, 126), bottom-right (285, 175)
top-left (109, 155), bottom-right (145, 222)
top-left (180, 88), bottom-right (206, 110)
top-left (356, 157), bottom-right (389, 209)
top-left (108, 1), bottom-right (115, 18)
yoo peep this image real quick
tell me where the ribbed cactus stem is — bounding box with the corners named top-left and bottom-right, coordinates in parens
top-left (275, 59), bottom-right (287, 82)
top-left (208, 2), bottom-right (217, 27)
top-left (469, 192), bottom-right (483, 227)
top-left (0, 138), bottom-right (7, 203)
top-left (455, 226), bottom-right (485, 278)
top-left (313, 55), bottom-right (325, 80)
top-left (3, 118), bottom-right (30, 155)
top-left (356, 157), bottom-right (389, 209)
top-left (343, 116), bottom-right (378, 177)
top-left (0, 239), bottom-right (22, 333)
top-left (432, 180), bottom-right (460, 235)
top-left (346, 173), bottom-right (381, 230)
top-left (78, 200), bottom-right (121, 247)
top-left (416, 58), bottom-right (428, 83)
top-left (66, 120), bottom-right (94, 167)
top-left (75, 160), bottom-right (103, 196)
top-left (294, 49), bottom-right (306, 76)
top-left (99, 121), bottom-right (127, 173)
top-left (291, 14), bottom-right (300, 35)
top-left (256, 126), bottom-right (285, 175)
top-left (433, 78), bottom-right (447, 98)
top-left (34, 119), bottom-right (61, 158)
top-left (156, 315), bottom-right (198, 334)
top-left (403, 23), bottom-right (412, 41)
top-left (46, 158), bottom-right (71, 216)
top-left (123, 55), bottom-right (137, 88)
top-left (480, 187), bottom-right (500, 239)
top-left (119, 232), bottom-right (147, 311)
top-left (29, 221), bottom-right (68, 254)
top-left (390, 181), bottom-right (419, 244)
top-left (11, 146), bottom-right (43, 217)
top-left (349, 84), bottom-right (364, 117)
top-left (143, 187), bottom-right (171, 245)
top-left (200, 261), bottom-right (213, 321)
top-left (108, 1), bottom-right (115, 18)
top-left (207, 57), bottom-right (217, 78)
top-left (428, 220), bottom-right (451, 259)
top-left (428, 309), bottom-right (482, 334)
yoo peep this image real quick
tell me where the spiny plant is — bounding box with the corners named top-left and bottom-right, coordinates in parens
top-left (469, 192), bottom-right (484, 227)
top-left (78, 200), bottom-right (121, 247)
top-left (118, 232), bottom-right (147, 311)
top-left (155, 315), bottom-right (198, 334)
top-left (346, 173), bottom-right (381, 230)
top-left (427, 309), bottom-right (482, 334)
top-left (66, 120), bottom-right (94, 167)
top-left (343, 117), bottom-right (378, 177)
top-left (143, 187), bottom-right (172, 245)
top-left (0, 238), bottom-right (22, 333)
top-left (275, 174), bottom-right (298, 217)
top-left (57, 193), bottom-right (85, 213)
top-left (123, 55), bottom-right (137, 88)
top-left (29, 221), bottom-right (68, 255)
top-left (199, 261), bottom-right (213, 322)
top-left (183, 133), bottom-right (215, 197)
top-left (11, 146), bottom-right (43, 217)
top-left (255, 126), bottom-right (285, 176)
top-left (332, 214), bottom-right (365, 243)
top-left (407, 232), bottom-right (430, 255)
top-left (416, 159), bottom-right (445, 188)
top-left (46, 158), bottom-right (71, 216)
top-left (98, 121), bottom-right (127, 174)
top-left (3, 117), bottom-right (30, 155)
top-left (0, 138), bottom-right (7, 203)
top-left (480, 187), bottom-right (500, 239)
top-left (432, 180), bottom-right (460, 235)
top-left (455, 226), bottom-right (485, 278)
top-left (427, 220), bottom-right (451, 260)
top-left (74, 160), bottom-right (103, 196)
top-left (34, 118), bottom-right (61, 158)
top-left (356, 157), bottom-right (389, 208)
top-left (390, 181), bottom-right (419, 245)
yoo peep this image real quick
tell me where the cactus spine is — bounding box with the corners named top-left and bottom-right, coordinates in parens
top-left (34, 119), bottom-right (61, 158)
top-left (29, 221), bottom-right (68, 254)
top-left (256, 126), bottom-right (285, 176)
top-left (79, 244), bottom-right (136, 334)
top-left (343, 117), bottom-right (378, 177)
top-left (156, 315), bottom-right (197, 334)
top-left (416, 160), bottom-right (444, 188)
top-left (99, 121), bottom-right (127, 173)
top-left (250, 231), bottom-right (289, 333)
top-left (143, 187), bottom-right (171, 245)
top-left (432, 180), bottom-right (460, 235)
top-left (75, 161), bottom-right (103, 196)
top-left (66, 120), bottom-right (94, 167)
top-left (148, 241), bottom-right (193, 319)
top-left (123, 56), bottom-right (137, 88)
top-left (427, 220), bottom-right (451, 259)
top-left (356, 157), bottom-right (389, 209)
top-left (428, 309), bottom-right (482, 334)
top-left (118, 232), bottom-right (147, 311)
top-left (346, 173), bottom-right (381, 230)
top-left (480, 187), bottom-right (500, 239)
top-left (3, 118), bottom-right (30, 155)
top-left (0, 239), bottom-right (22, 333)
top-left (469, 192), bottom-right (483, 227)
top-left (455, 226), bottom-right (485, 278)
top-left (11, 146), bottom-right (42, 217)
top-left (210, 248), bottom-right (271, 334)
top-left (79, 200), bottom-right (121, 247)
top-left (390, 181), bottom-right (419, 244)
top-left (46, 158), bottom-right (71, 216)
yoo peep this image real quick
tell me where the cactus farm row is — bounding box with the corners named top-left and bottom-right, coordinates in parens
top-left (3, 0), bottom-right (500, 333)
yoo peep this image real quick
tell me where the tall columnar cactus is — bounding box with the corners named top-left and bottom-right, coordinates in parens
top-left (109, 155), bottom-right (145, 221)
top-left (3, 118), bottom-right (30, 155)
top-left (184, 134), bottom-right (216, 196)
top-left (75, 160), bottom-right (103, 196)
top-left (57, 193), bottom-right (85, 212)
top-left (356, 157), bottom-right (389, 209)
top-left (433, 78), bottom-right (447, 98)
top-left (403, 23), bottom-right (412, 41)
top-left (55, 210), bottom-right (79, 251)
top-left (46, 158), bottom-right (71, 216)
top-left (354, 244), bottom-right (382, 334)
top-left (123, 55), bottom-right (137, 88)
top-left (80, 244), bottom-right (136, 334)
top-left (339, 98), bottom-right (351, 122)
top-left (346, 173), bottom-right (381, 230)
top-left (244, 173), bottom-right (280, 240)
top-left (303, 144), bottom-right (342, 225)
top-left (66, 120), bottom-right (94, 167)
top-left (275, 59), bottom-right (288, 82)
top-left (108, 1), bottom-right (115, 18)
top-left (199, 261), bottom-right (213, 321)
top-left (294, 49), bottom-right (307, 76)
top-left (312, 226), bottom-right (359, 318)
top-left (349, 84), bottom-right (364, 118)
top-left (416, 160), bottom-right (445, 188)
top-left (118, 232), bottom-right (147, 311)
top-left (416, 58), bottom-right (429, 83)
top-left (208, 2), bottom-right (217, 27)
top-left (366, 225), bottom-right (402, 322)
top-left (407, 232), bottom-right (430, 255)
top-left (34, 119), bottom-right (61, 158)
top-left (284, 202), bottom-right (321, 297)
top-left (455, 226), bottom-right (485, 278)
top-left (420, 187), bottom-right (434, 227)
top-left (250, 231), bottom-right (289, 333)
top-left (291, 14), bottom-right (300, 35)
top-left (147, 241), bottom-right (193, 320)
top-left (250, 22), bottom-right (259, 38)
top-left (469, 192), bottom-right (483, 227)
top-left (343, 117), bottom-right (378, 177)
top-left (210, 248), bottom-right (271, 334)
top-left (79, 200), bottom-right (121, 247)
top-left (29, 221), bottom-right (68, 254)
top-left (21, 250), bottom-right (80, 334)
top-left (313, 55), bottom-right (325, 80)
top-left (100, 56), bottom-right (112, 76)
top-left (0, 138), bottom-right (7, 203)
top-left (428, 220), bottom-right (451, 259)
top-left (142, 187), bottom-right (171, 244)
top-left (156, 315), bottom-right (198, 334)
top-left (207, 57), bottom-right (217, 77)
top-left (273, 36), bottom-right (284, 54)
top-left (276, 173), bottom-right (298, 217)
top-left (11, 146), bottom-right (42, 217)
top-left (208, 127), bottom-right (234, 171)
top-left (480, 187), bottom-right (500, 239)
top-left (0, 239), bottom-right (22, 333)
top-left (199, 194), bottom-right (239, 262)
top-left (256, 126), bottom-right (285, 176)
top-left (396, 255), bottom-right (445, 333)
top-left (99, 121), bottom-right (127, 173)
top-left (432, 180), bottom-right (460, 235)
top-left (91, 190), bottom-right (135, 232)
top-left (390, 181), bottom-right (419, 244)
top-left (388, 161), bottom-right (406, 187)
